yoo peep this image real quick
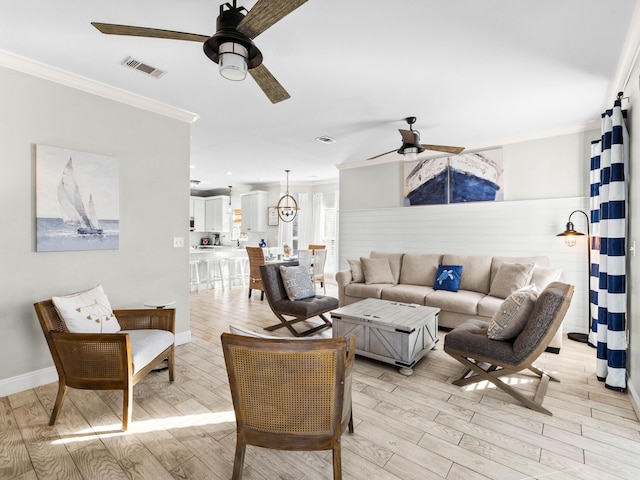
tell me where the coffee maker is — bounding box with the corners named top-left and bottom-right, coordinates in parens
top-left (213, 233), bottom-right (221, 246)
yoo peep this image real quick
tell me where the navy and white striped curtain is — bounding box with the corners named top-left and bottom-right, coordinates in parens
top-left (588, 95), bottom-right (629, 392)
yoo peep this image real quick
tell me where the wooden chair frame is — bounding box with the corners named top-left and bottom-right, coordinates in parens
top-left (221, 333), bottom-right (355, 480)
top-left (444, 282), bottom-right (574, 416)
top-left (34, 300), bottom-right (175, 431)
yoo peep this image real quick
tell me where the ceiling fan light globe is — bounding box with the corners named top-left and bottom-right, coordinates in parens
top-left (403, 146), bottom-right (418, 161)
top-left (218, 42), bottom-right (248, 81)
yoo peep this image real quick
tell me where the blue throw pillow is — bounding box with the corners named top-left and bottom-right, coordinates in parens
top-left (434, 265), bottom-right (463, 292)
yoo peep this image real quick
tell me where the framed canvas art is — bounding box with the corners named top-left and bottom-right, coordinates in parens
top-left (36, 144), bottom-right (119, 252)
top-left (403, 148), bottom-right (503, 206)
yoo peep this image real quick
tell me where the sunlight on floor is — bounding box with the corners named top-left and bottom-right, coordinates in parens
top-left (51, 410), bottom-right (236, 444)
top-left (462, 376), bottom-right (536, 392)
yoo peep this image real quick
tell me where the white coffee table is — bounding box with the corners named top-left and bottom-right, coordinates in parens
top-left (331, 298), bottom-right (440, 376)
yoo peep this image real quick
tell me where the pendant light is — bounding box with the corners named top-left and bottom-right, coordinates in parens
top-left (276, 170), bottom-right (299, 222)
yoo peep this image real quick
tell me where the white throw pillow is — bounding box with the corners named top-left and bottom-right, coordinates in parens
top-left (487, 285), bottom-right (538, 341)
top-left (360, 257), bottom-right (396, 285)
top-left (489, 262), bottom-right (535, 299)
top-left (52, 285), bottom-right (121, 333)
top-left (279, 265), bottom-right (316, 301)
top-left (347, 259), bottom-right (364, 283)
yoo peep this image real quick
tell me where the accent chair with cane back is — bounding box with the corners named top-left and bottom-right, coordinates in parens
top-left (34, 285), bottom-right (175, 431)
top-left (221, 332), bottom-right (355, 480)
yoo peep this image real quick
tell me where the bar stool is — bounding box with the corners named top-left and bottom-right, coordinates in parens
top-left (189, 259), bottom-right (201, 293)
top-left (206, 258), bottom-right (225, 290)
top-left (223, 257), bottom-right (245, 287)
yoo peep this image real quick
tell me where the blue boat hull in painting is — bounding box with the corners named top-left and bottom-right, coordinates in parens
top-left (406, 152), bottom-right (503, 205)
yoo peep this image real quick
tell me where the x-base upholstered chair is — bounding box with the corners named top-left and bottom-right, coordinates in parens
top-left (34, 299), bottom-right (175, 431)
top-left (260, 262), bottom-right (337, 337)
top-left (221, 332), bottom-right (355, 480)
top-left (444, 281), bottom-right (574, 415)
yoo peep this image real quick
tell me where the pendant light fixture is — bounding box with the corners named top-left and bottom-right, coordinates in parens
top-left (276, 170), bottom-right (299, 222)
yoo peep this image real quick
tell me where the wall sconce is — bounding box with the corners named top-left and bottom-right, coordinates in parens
top-left (556, 209), bottom-right (591, 343)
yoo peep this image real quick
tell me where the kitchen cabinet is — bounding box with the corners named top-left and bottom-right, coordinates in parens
top-left (241, 190), bottom-right (267, 232)
top-left (205, 196), bottom-right (230, 232)
top-left (191, 196), bottom-right (205, 231)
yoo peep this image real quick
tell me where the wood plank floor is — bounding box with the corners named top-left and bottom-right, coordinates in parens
top-left (3, 281), bottom-right (640, 479)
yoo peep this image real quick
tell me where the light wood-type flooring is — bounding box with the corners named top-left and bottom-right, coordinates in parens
top-left (3, 280), bottom-right (640, 479)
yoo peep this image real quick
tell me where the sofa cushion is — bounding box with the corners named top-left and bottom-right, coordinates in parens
top-left (347, 259), bottom-right (365, 283)
top-left (477, 295), bottom-right (505, 318)
top-left (361, 257), bottom-right (396, 285)
top-left (280, 265), bottom-right (316, 300)
top-left (344, 282), bottom-right (389, 300)
top-left (434, 265), bottom-right (463, 292)
top-left (489, 262), bottom-right (535, 299)
top-left (400, 254), bottom-right (442, 287)
top-left (530, 265), bottom-right (563, 290)
top-left (487, 285), bottom-right (539, 341)
top-left (442, 255), bottom-right (492, 294)
top-left (370, 252), bottom-right (404, 284)
top-left (121, 329), bottom-right (175, 375)
top-left (52, 284), bottom-right (121, 334)
top-left (381, 284), bottom-right (434, 304)
top-left (425, 289), bottom-right (485, 315)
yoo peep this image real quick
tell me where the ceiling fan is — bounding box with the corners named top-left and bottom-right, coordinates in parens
top-left (91, 0), bottom-right (308, 104)
top-left (368, 117), bottom-right (465, 160)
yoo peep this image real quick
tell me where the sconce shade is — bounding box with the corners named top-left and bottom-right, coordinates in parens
top-left (557, 221), bottom-right (585, 247)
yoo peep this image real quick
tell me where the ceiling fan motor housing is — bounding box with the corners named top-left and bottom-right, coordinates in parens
top-left (203, 4), bottom-right (263, 68)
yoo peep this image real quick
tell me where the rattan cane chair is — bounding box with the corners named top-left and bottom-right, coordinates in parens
top-left (246, 246), bottom-right (265, 300)
top-left (221, 333), bottom-right (355, 480)
top-left (34, 300), bottom-right (175, 431)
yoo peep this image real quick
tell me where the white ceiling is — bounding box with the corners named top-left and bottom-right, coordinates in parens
top-left (1, 0), bottom-right (638, 191)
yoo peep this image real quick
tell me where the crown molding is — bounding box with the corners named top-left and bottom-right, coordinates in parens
top-left (0, 49), bottom-right (199, 124)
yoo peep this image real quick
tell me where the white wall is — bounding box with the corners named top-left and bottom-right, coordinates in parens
top-left (0, 65), bottom-right (192, 396)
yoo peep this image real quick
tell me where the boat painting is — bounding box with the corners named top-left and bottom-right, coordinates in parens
top-left (404, 149), bottom-right (503, 206)
top-left (36, 145), bottom-right (119, 252)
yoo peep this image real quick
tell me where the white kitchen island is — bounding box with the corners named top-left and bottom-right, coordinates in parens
top-left (189, 246), bottom-right (248, 291)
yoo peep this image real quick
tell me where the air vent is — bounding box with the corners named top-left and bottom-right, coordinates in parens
top-left (121, 56), bottom-right (166, 78)
top-left (316, 135), bottom-right (336, 144)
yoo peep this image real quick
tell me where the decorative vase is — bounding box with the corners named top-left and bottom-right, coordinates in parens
top-left (283, 244), bottom-right (292, 256)
top-left (258, 239), bottom-right (266, 248)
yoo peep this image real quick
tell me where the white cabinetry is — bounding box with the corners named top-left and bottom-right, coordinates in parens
top-left (205, 196), bottom-right (230, 232)
top-left (241, 191), bottom-right (267, 232)
top-left (191, 197), bottom-right (206, 231)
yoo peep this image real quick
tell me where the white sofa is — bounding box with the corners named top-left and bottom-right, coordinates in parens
top-left (335, 252), bottom-right (564, 352)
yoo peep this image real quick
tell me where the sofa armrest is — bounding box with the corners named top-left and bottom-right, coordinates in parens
top-left (335, 270), bottom-right (354, 306)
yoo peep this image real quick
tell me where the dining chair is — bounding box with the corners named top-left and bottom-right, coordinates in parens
top-left (313, 248), bottom-right (328, 293)
top-left (245, 246), bottom-right (265, 300)
top-left (297, 249), bottom-right (314, 279)
top-left (308, 244), bottom-right (326, 254)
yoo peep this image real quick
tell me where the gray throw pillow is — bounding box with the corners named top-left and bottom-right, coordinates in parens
top-left (279, 265), bottom-right (316, 300)
top-left (489, 262), bottom-right (535, 299)
top-left (487, 285), bottom-right (538, 341)
top-left (360, 257), bottom-right (396, 285)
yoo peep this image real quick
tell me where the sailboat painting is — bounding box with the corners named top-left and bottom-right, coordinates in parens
top-left (403, 149), bottom-right (504, 206)
top-left (36, 145), bottom-right (119, 252)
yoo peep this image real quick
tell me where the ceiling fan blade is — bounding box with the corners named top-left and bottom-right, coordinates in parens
top-left (399, 128), bottom-right (419, 145)
top-left (91, 22), bottom-right (209, 42)
top-left (420, 144), bottom-right (465, 154)
top-left (237, 0), bottom-right (308, 39)
top-left (367, 149), bottom-right (397, 160)
top-left (249, 64), bottom-right (290, 104)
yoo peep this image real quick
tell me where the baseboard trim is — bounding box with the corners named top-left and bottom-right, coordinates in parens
top-left (0, 330), bottom-right (192, 399)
